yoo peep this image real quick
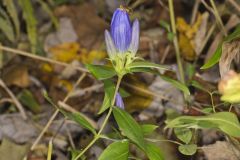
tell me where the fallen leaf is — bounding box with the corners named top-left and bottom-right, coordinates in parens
top-left (219, 39), bottom-right (240, 77)
top-left (202, 141), bottom-right (240, 160)
top-left (0, 114), bottom-right (38, 143)
top-left (177, 14), bottom-right (203, 61)
top-left (0, 139), bottom-right (29, 160)
top-left (2, 65), bottom-right (30, 87)
top-left (49, 42), bottom-right (81, 63)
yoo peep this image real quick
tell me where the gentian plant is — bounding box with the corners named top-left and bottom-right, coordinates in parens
top-left (73, 5), bottom-right (167, 160)
top-left (47, 2), bottom-right (240, 160)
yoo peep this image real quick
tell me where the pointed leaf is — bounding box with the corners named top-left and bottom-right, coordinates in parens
top-left (18, 0), bottom-right (37, 53)
top-left (201, 25), bottom-right (240, 69)
top-left (160, 75), bottom-right (190, 96)
top-left (141, 124), bottom-right (158, 135)
top-left (61, 110), bottom-right (96, 134)
top-left (98, 80), bottom-right (115, 114)
top-left (0, 16), bottom-right (15, 42)
top-left (3, 0), bottom-right (20, 38)
top-left (146, 143), bottom-right (164, 160)
top-left (113, 107), bottom-right (146, 151)
top-left (99, 141), bottom-right (129, 160)
top-left (166, 112), bottom-right (240, 137)
top-left (128, 60), bottom-right (169, 70)
top-left (86, 64), bottom-right (116, 80)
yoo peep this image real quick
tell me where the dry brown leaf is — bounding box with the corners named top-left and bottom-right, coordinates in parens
top-left (2, 65), bottom-right (30, 87)
top-left (54, 3), bottom-right (108, 49)
top-left (177, 14), bottom-right (203, 61)
top-left (48, 42), bottom-right (81, 63)
top-left (202, 141), bottom-right (240, 160)
top-left (194, 12), bottom-right (209, 55)
top-left (219, 39), bottom-right (240, 77)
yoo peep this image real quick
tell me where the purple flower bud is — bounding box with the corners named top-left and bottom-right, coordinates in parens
top-left (115, 92), bottom-right (124, 109)
top-left (105, 7), bottom-right (140, 57)
top-left (111, 8), bottom-right (132, 53)
top-left (129, 19), bottom-right (140, 55)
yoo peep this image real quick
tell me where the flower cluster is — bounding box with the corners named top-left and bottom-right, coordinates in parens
top-left (105, 6), bottom-right (140, 76)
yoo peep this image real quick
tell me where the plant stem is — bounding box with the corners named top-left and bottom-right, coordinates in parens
top-left (168, 0), bottom-right (185, 84)
top-left (209, 0), bottom-right (227, 36)
top-left (210, 93), bottom-right (216, 113)
top-left (74, 76), bottom-right (122, 160)
top-left (145, 138), bottom-right (183, 146)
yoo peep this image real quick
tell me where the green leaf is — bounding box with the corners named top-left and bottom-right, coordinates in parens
top-left (3, 0), bottom-right (20, 38)
top-left (201, 45), bottom-right (222, 69)
top-left (174, 128), bottom-right (192, 144)
top-left (160, 75), bottom-right (190, 96)
top-left (98, 80), bottom-right (115, 114)
top-left (128, 60), bottom-right (169, 70)
top-left (146, 143), bottom-right (164, 160)
top-left (118, 88), bottom-right (131, 98)
top-left (113, 107), bottom-right (146, 151)
top-left (159, 20), bottom-right (170, 31)
top-left (18, 0), bottom-right (37, 53)
top-left (178, 144), bottom-right (197, 155)
top-left (166, 112), bottom-right (240, 137)
top-left (0, 16), bottom-right (15, 42)
top-left (201, 107), bottom-right (213, 114)
top-left (60, 110), bottom-right (96, 134)
top-left (141, 124), bottom-right (158, 135)
top-left (167, 32), bottom-right (174, 42)
top-left (86, 64), bottom-right (116, 80)
top-left (129, 67), bottom-right (156, 73)
top-left (99, 141), bottom-right (129, 160)
top-left (201, 25), bottom-right (240, 69)
top-left (18, 89), bottom-right (41, 113)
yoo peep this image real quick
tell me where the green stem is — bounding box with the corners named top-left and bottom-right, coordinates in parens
top-left (168, 0), bottom-right (185, 85)
top-left (210, 93), bottom-right (216, 113)
top-left (145, 138), bottom-right (183, 146)
top-left (74, 76), bottom-right (122, 160)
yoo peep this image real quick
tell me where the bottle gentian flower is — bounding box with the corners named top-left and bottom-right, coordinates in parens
top-left (105, 6), bottom-right (140, 60)
top-left (115, 92), bottom-right (124, 109)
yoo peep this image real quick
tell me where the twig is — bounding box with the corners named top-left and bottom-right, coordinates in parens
top-left (69, 83), bottom-right (103, 98)
top-left (0, 45), bottom-right (89, 73)
top-left (209, 0), bottom-right (227, 36)
top-left (0, 79), bottom-right (27, 120)
top-left (160, 45), bottom-right (170, 64)
top-left (0, 98), bottom-right (14, 104)
top-left (30, 73), bottom-right (87, 150)
top-left (228, 0), bottom-right (240, 13)
top-left (66, 126), bottom-right (75, 149)
top-left (191, 0), bottom-right (200, 25)
top-left (201, 0), bottom-right (215, 13)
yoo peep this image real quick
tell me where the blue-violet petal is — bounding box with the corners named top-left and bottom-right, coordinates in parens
top-left (129, 19), bottom-right (139, 55)
top-left (105, 30), bottom-right (117, 59)
top-left (111, 8), bottom-right (132, 53)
